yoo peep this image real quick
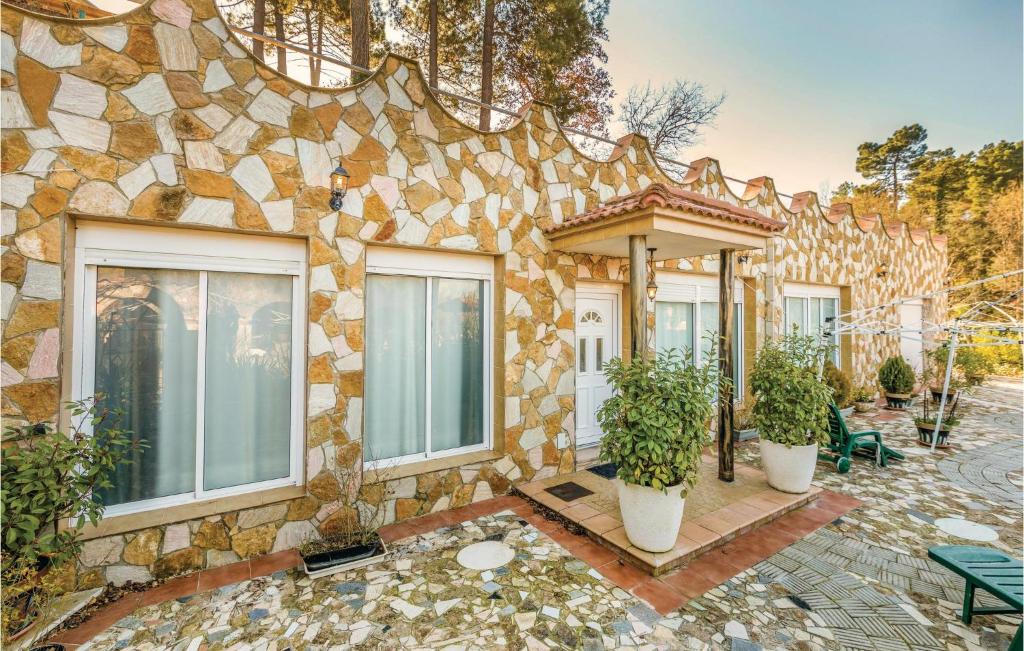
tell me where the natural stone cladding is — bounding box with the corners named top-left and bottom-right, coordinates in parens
top-left (0, 0), bottom-right (945, 584)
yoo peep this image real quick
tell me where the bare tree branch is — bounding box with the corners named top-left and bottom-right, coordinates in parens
top-left (618, 80), bottom-right (725, 159)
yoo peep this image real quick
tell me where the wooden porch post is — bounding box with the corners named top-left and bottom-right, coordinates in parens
top-left (717, 249), bottom-right (735, 482)
top-left (628, 234), bottom-right (648, 360)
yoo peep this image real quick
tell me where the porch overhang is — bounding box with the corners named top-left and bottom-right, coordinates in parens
top-left (543, 183), bottom-right (786, 258)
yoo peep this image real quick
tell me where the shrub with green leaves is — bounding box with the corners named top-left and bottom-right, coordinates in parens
top-left (1, 399), bottom-right (135, 573)
top-left (823, 361), bottom-right (853, 408)
top-left (927, 345), bottom-right (990, 390)
top-left (597, 349), bottom-right (724, 493)
top-left (878, 356), bottom-right (915, 394)
top-left (749, 334), bottom-right (832, 447)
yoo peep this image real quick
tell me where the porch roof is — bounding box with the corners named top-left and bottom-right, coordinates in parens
top-left (543, 183), bottom-right (787, 259)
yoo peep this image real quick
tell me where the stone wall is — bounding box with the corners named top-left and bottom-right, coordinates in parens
top-left (0, 0), bottom-right (945, 584)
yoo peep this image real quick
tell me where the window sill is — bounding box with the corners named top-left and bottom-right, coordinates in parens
top-left (363, 449), bottom-right (503, 485)
top-left (77, 485), bottom-right (308, 540)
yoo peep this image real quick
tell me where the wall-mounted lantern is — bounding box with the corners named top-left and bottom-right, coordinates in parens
top-left (646, 248), bottom-right (658, 301)
top-left (329, 165), bottom-right (350, 210)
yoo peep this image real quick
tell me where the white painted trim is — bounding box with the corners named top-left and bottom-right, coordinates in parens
top-left (366, 246), bottom-right (494, 278)
top-left (782, 281), bottom-right (841, 299)
top-left (71, 222), bottom-right (306, 517)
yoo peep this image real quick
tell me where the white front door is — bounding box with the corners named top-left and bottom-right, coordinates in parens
top-left (575, 288), bottom-right (619, 448)
top-left (899, 302), bottom-right (925, 374)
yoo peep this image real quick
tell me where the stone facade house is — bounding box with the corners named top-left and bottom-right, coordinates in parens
top-left (0, 0), bottom-right (947, 585)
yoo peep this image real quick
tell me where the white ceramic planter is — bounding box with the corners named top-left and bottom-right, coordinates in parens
top-left (759, 439), bottom-right (817, 494)
top-left (617, 480), bottom-right (686, 553)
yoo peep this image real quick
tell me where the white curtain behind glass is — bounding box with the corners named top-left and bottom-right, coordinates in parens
top-left (430, 278), bottom-right (484, 453)
top-left (655, 302), bottom-right (694, 360)
top-left (365, 275), bottom-right (425, 461)
top-left (93, 267), bottom-right (198, 506)
top-left (204, 272), bottom-right (292, 490)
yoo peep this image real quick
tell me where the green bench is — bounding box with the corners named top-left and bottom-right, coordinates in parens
top-left (821, 402), bottom-right (904, 473)
top-left (928, 545), bottom-right (1023, 651)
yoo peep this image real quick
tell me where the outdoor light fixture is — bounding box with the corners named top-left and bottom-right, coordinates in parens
top-left (876, 261), bottom-right (890, 279)
top-left (737, 254), bottom-right (751, 264)
top-left (329, 164), bottom-right (350, 210)
top-left (646, 248), bottom-right (658, 301)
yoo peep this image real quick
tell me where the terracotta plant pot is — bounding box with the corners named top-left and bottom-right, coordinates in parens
top-left (929, 387), bottom-right (959, 402)
top-left (759, 439), bottom-right (817, 494)
top-left (616, 480), bottom-right (686, 553)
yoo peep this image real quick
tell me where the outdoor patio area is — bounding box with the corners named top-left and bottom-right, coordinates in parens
top-left (48, 379), bottom-right (1023, 650)
top-left (515, 456), bottom-right (822, 575)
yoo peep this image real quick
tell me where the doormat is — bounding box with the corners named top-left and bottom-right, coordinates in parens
top-left (586, 463), bottom-right (618, 480)
top-left (544, 481), bottom-right (594, 502)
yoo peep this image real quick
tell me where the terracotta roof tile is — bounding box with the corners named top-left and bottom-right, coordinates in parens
top-left (543, 183), bottom-right (787, 235)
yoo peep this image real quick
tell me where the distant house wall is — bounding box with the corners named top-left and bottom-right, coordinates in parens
top-left (0, 0), bottom-right (946, 585)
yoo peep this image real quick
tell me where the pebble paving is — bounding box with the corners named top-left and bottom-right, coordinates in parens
top-left (81, 381), bottom-right (1023, 650)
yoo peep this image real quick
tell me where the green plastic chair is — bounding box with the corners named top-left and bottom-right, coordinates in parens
top-left (820, 402), bottom-right (904, 473)
top-left (929, 545), bottom-right (1023, 651)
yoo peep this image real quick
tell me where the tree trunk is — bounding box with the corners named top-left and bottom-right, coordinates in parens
top-left (253, 0), bottom-right (266, 61)
top-left (314, 11), bottom-right (323, 85)
top-left (350, 0), bottom-right (369, 83)
top-left (478, 0), bottom-right (494, 130)
top-left (274, 7), bottom-right (287, 74)
top-left (304, 4), bottom-right (317, 85)
top-left (428, 0), bottom-right (438, 88)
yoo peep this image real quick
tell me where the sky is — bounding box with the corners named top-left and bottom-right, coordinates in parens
top-left (602, 0), bottom-right (1024, 199)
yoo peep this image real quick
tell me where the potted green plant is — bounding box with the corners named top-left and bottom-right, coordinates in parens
top-left (852, 386), bottom-right (875, 412)
top-left (914, 386), bottom-right (961, 449)
top-left (1, 399), bottom-right (134, 644)
top-left (750, 334), bottom-right (832, 494)
top-left (878, 356), bottom-right (915, 409)
top-left (926, 346), bottom-right (989, 401)
top-left (823, 361), bottom-right (854, 417)
top-left (597, 349), bottom-right (722, 553)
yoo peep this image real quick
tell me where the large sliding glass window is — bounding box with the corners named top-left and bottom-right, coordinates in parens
top-left (74, 222), bottom-right (305, 516)
top-left (364, 249), bottom-right (491, 466)
top-left (783, 284), bottom-right (841, 366)
top-left (653, 274), bottom-right (744, 398)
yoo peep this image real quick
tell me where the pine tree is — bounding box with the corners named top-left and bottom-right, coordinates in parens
top-left (855, 124), bottom-right (928, 217)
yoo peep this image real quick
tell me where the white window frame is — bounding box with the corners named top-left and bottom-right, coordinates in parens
top-left (654, 272), bottom-right (744, 399)
top-left (783, 282), bottom-right (841, 366)
top-left (71, 222), bottom-right (307, 518)
top-left (363, 247), bottom-right (493, 470)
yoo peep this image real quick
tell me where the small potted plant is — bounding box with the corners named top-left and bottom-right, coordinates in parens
top-left (914, 387), bottom-right (961, 449)
top-left (878, 356), bottom-right (915, 409)
top-left (299, 454), bottom-right (392, 579)
top-left (926, 346), bottom-right (989, 401)
top-left (597, 349), bottom-right (722, 553)
top-left (1, 399), bottom-right (135, 644)
top-left (852, 386), bottom-right (875, 413)
top-left (823, 361), bottom-right (854, 417)
top-left (750, 335), bottom-right (832, 494)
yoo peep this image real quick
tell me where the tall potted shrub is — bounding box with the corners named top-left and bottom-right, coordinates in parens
top-left (823, 360), bottom-right (854, 416)
top-left (597, 349), bottom-right (722, 553)
top-left (878, 356), bottom-right (915, 409)
top-left (750, 335), bottom-right (832, 494)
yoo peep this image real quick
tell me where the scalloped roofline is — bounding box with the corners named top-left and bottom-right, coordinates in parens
top-left (1, 0), bottom-right (948, 254)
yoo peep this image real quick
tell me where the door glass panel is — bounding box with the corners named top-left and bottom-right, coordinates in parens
top-left (204, 272), bottom-right (293, 491)
top-left (595, 337), bottom-right (604, 371)
top-left (365, 275), bottom-right (426, 462)
top-left (699, 301), bottom-right (718, 363)
top-left (655, 301), bottom-right (694, 361)
top-left (578, 338), bottom-right (587, 373)
top-left (430, 278), bottom-right (485, 453)
top-left (93, 267), bottom-right (199, 506)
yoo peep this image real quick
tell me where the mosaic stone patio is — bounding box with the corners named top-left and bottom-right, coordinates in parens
top-left (67, 379), bottom-right (1023, 650)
